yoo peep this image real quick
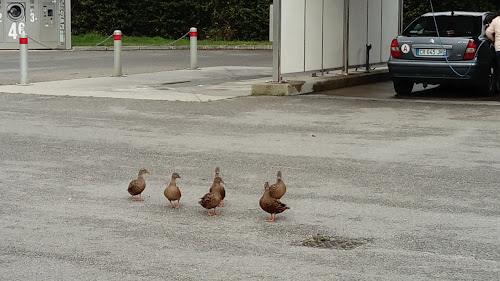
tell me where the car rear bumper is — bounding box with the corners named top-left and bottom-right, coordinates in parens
top-left (387, 58), bottom-right (489, 84)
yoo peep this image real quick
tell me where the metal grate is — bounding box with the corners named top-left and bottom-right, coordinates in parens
top-left (301, 234), bottom-right (372, 250)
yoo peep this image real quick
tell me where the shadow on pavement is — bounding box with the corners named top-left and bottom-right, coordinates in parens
top-left (310, 81), bottom-right (500, 102)
top-left (396, 84), bottom-right (500, 102)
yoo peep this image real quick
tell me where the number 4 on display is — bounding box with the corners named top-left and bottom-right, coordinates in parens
top-left (8, 22), bottom-right (26, 40)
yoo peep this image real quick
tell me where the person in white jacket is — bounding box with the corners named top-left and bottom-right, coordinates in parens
top-left (486, 15), bottom-right (500, 69)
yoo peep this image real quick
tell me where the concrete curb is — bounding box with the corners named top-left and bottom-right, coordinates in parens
top-left (72, 45), bottom-right (273, 51)
top-left (251, 68), bottom-right (390, 96)
top-left (311, 69), bottom-right (391, 92)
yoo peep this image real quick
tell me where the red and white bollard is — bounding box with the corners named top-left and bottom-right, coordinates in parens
top-left (190, 27), bottom-right (198, 69)
top-left (19, 32), bottom-right (28, 85)
top-left (114, 30), bottom-right (122, 77)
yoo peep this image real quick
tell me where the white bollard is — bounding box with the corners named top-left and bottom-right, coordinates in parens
top-left (19, 32), bottom-right (28, 85)
top-left (114, 30), bottom-right (122, 77)
top-left (190, 27), bottom-right (198, 69)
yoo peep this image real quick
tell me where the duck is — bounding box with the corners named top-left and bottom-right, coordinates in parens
top-left (259, 182), bottom-right (290, 222)
top-left (269, 170), bottom-right (286, 201)
top-left (209, 167), bottom-right (225, 207)
top-left (128, 168), bottom-right (150, 201)
top-left (199, 176), bottom-right (224, 216)
top-left (164, 172), bottom-right (182, 208)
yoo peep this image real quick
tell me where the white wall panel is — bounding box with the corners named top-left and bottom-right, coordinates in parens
top-left (348, 0), bottom-right (368, 66)
top-left (323, 0), bottom-right (344, 69)
top-left (278, 0), bottom-right (400, 75)
top-left (305, 0), bottom-right (323, 71)
top-left (381, 0), bottom-right (400, 62)
top-left (367, 0), bottom-right (382, 64)
top-left (281, 0), bottom-right (306, 74)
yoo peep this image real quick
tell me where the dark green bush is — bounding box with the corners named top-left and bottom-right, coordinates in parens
top-left (403, 0), bottom-right (499, 28)
top-left (71, 1), bottom-right (499, 40)
top-left (71, 0), bottom-right (272, 41)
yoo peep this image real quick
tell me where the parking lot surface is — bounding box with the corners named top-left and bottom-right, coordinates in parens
top-left (1, 88), bottom-right (499, 280)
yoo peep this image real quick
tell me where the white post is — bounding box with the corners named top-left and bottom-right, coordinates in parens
top-left (343, 0), bottom-right (350, 75)
top-left (19, 32), bottom-right (28, 85)
top-left (114, 30), bottom-right (122, 77)
top-left (269, 4), bottom-right (273, 42)
top-left (190, 27), bottom-right (198, 69)
top-left (272, 0), bottom-right (281, 82)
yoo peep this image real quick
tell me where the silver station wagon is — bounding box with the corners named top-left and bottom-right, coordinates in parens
top-left (388, 11), bottom-right (499, 96)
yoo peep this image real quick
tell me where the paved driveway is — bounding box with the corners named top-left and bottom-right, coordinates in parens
top-left (0, 92), bottom-right (499, 280)
top-left (0, 49), bottom-right (272, 85)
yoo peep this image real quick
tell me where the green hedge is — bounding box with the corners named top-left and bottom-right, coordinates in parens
top-left (71, 1), bottom-right (499, 40)
top-left (403, 0), bottom-right (499, 28)
top-left (71, 0), bottom-right (272, 41)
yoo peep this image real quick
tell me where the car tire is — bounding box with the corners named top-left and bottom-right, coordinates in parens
top-left (393, 79), bottom-right (414, 95)
top-left (479, 62), bottom-right (498, 96)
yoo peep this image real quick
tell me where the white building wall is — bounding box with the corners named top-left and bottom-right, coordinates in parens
top-left (368, 0), bottom-right (383, 64)
top-left (305, 0), bottom-right (323, 71)
top-left (381, 0), bottom-right (400, 62)
top-left (323, 0), bottom-right (345, 70)
top-left (279, 0), bottom-right (400, 75)
top-left (348, 0), bottom-right (368, 66)
top-left (281, 0), bottom-right (305, 74)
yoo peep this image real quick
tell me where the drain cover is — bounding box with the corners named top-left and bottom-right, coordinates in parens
top-left (301, 234), bottom-right (372, 250)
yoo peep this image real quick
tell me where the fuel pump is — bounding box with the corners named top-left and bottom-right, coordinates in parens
top-left (0, 0), bottom-right (71, 49)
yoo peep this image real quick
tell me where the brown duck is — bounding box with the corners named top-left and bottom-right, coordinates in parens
top-left (128, 168), bottom-right (150, 201)
top-left (260, 182), bottom-right (290, 222)
top-left (199, 176), bottom-right (224, 216)
top-left (269, 170), bottom-right (286, 201)
top-left (209, 167), bottom-right (225, 207)
top-left (164, 172), bottom-right (182, 208)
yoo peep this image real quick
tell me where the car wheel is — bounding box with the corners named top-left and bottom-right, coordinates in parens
top-left (393, 79), bottom-right (414, 95)
top-left (480, 62), bottom-right (498, 96)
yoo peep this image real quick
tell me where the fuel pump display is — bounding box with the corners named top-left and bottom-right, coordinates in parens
top-left (0, 0), bottom-right (71, 49)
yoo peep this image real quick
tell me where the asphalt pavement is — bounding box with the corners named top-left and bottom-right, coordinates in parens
top-left (0, 50), bottom-right (499, 280)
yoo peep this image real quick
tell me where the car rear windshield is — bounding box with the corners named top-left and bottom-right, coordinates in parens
top-left (402, 15), bottom-right (482, 37)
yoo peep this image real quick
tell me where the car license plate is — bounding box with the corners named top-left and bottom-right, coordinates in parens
top-left (417, 48), bottom-right (446, 56)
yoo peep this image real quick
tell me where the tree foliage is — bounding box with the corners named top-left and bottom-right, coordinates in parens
top-left (71, 0), bottom-right (272, 40)
top-left (403, 0), bottom-right (499, 27)
top-left (71, 1), bottom-right (499, 40)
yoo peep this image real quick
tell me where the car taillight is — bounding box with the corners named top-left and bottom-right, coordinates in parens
top-left (391, 39), bottom-right (403, 58)
top-left (463, 40), bottom-right (478, 60)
